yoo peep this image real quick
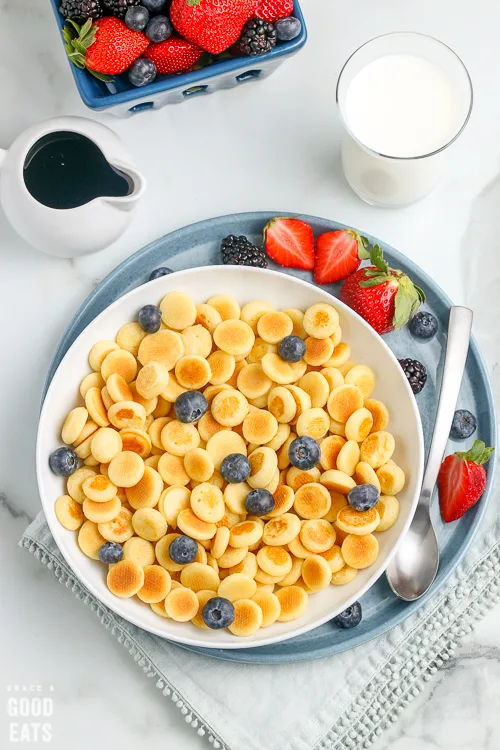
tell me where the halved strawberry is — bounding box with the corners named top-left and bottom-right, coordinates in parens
top-left (438, 440), bottom-right (493, 522)
top-left (263, 218), bottom-right (314, 271)
top-left (314, 229), bottom-right (370, 284)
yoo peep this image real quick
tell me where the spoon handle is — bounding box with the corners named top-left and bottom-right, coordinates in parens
top-left (420, 306), bottom-right (473, 507)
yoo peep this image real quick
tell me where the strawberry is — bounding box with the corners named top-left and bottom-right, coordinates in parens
top-left (63, 17), bottom-right (149, 79)
top-left (314, 229), bottom-right (370, 285)
top-left (170, 0), bottom-right (255, 54)
top-left (264, 217), bottom-right (315, 271)
top-left (438, 440), bottom-right (493, 522)
top-left (339, 245), bottom-right (425, 335)
top-left (255, 0), bottom-right (294, 23)
top-left (144, 36), bottom-right (204, 74)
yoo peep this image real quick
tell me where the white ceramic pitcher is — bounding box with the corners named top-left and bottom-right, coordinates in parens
top-left (0, 116), bottom-right (146, 258)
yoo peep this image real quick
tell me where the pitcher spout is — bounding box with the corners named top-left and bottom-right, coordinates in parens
top-left (102, 162), bottom-right (146, 210)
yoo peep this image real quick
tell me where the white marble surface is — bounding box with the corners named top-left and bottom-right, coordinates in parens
top-left (0, 0), bottom-right (499, 748)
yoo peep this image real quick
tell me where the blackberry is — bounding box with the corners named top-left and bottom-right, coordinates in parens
top-left (236, 18), bottom-right (277, 57)
top-left (398, 358), bottom-right (427, 394)
top-left (60, 0), bottom-right (102, 21)
top-left (102, 0), bottom-right (139, 18)
top-left (221, 235), bottom-right (268, 268)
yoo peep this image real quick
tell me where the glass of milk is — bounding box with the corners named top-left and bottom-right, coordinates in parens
top-left (336, 33), bottom-right (473, 207)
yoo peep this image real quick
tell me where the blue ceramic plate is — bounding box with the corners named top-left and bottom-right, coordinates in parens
top-left (44, 212), bottom-right (496, 663)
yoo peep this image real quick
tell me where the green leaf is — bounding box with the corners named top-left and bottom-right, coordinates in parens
top-left (62, 25), bottom-right (75, 43)
top-left (357, 234), bottom-right (370, 261)
top-left (88, 69), bottom-right (113, 82)
top-left (456, 440), bottom-right (494, 466)
top-left (72, 39), bottom-right (88, 55)
top-left (80, 18), bottom-right (93, 38)
top-left (415, 283), bottom-right (426, 304)
top-left (393, 274), bottom-right (421, 330)
top-left (363, 268), bottom-right (383, 277)
top-left (359, 275), bottom-right (391, 288)
top-left (369, 244), bottom-right (389, 274)
top-left (68, 19), bottom-right (81, 33)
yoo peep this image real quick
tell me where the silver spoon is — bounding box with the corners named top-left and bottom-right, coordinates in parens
top-left (386, 306), bottom-right (473, 601)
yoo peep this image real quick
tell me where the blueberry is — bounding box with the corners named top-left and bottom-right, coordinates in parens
top-left (202, 596), bottom-right (235, 630)
top-left (347, 483), bottom-right (380, 511)
top-left (145, 14), bottom-right (172, 42)
top-left (278, 335), bottom-right (306, 363)
top-left (244, 488), bottom-right (275, 516)
top-left (141, 0), bottom-right (166, 11)
top-left (450, 409), bottom-right (477, 440)
top-left (169, 535), bottom-right (198, 565)
top-left (275, 16), bottom-right (302, 41)
top-left (128, 58), bottom-right (157, 87)
top-left (138, 304), bottom-right (162, 333)
top-left (288, 436), bottom-right (320, 470)
top-left (125, 5), bottom-right (149, 31)
top-left (49, 447), bottom-right (78, 477)
top-left (149, 267), bottom-right (173, 281)
top-left (174, 391), bottom-right (208, 423)
top-left (220, 453), bottom-right (251, 483)
top-left (98, 542), bottom-right (124, 564)
top-left (333, 602), bottom-right (362, 629)
top-left (409, 311), bottom-right (438, 340)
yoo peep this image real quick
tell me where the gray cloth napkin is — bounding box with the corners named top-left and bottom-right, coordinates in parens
top-left (20, 470), bottom-right (500, 750)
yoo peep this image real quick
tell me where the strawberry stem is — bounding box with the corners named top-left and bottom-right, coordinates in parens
top-left (456, 440), bottom-right (494, 466)
top-left (62, 20), bottom-right (113, 82)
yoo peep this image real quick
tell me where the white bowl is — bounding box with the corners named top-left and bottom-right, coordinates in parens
top-left (37, 266), bottom-right (424, 649)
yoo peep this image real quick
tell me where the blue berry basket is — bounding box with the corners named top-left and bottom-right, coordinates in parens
top-left (48, 0), bottom-right (307, 116)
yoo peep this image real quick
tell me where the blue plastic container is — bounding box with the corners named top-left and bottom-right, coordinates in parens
top-left (48, 0), bottom-right (307, 116)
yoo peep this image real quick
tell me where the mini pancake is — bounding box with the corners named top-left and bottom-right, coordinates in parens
top-left (122, 536), bottom-right (155, 567)
top-left (237, 363), bottom-right (273, 400)
top-left (288, 523), bottom-right (314, 558)
top-left (342, 533), bottom-right (379, 569)
top-left (67, 467), bottom-right (97, 503)
top-left (126, 466), bottom-right (163, 509)
top-left (363, 398), bottom-right (390, 432)
top-left (262, 513), bottom-right (301, 546)
top-left (229, 520), bottom-right (263, 548)
top-left (80, 372), bottom-right (105, 399)
top-left (149, 417), bottom-right (173, 449)
top-left (192, 590), bottom-right (217, 628)
top-left (376, 463), bottom-right (406, 495)
top-left (207, 351), bottom-right (235, 385)
top-left (248, 394), bottom-right (269, 408)
top-left (345, 364), bottom-right (376, 399)
top-left (107, 559), bottom-right (144, 597)
top-left (247, 446), bottom-right (278, 490)
top-left (286, 466), bottom-right (321, 492)
top-left (319, 544), bottom-right (344, 573)
top-left (294, 483), bottom-right (331, 519)
top-left (360, 431), bottom-right (395, 468)
top-left (320, 435), bottom-right (346, 470)
top-left (247, 338), bottom-right (277, 364)
top-left (180, 562), bottom-right (220, 592)
top-left (336, 440), bottom-right (360, 477)
top-left (276, 585), bottom-right (308, 621)
top-left (158, 452), bottom-right (190, 486)
top-left (120, 427), bottom-right (152, 458)
top-left (213, 319), bottom-right (255, 356)
top-left (206, 430), bottom-right (247, 470)
top-left (89, 340), bottom-right (119, 371)
top-left (266, 485), bottom-right (295, 518)
top-left (264, 468), bottom-right (280, 494)
top-left (101, 349), bottom-right (137, 384)
top-left (257, 311), bottom-right (293, 344)
top-left (98, 507), bottom-right (134, 543)
top-left (265, 423), bottom-right (291, 453)
top-left (195, 303), bottom-right (223, 333)
top-left (101, 386), bottom-right (114, 411)
top-left (345, 407), bottom-right (373, 442)
top-left (160, 374), bottom-right (187, 403)
top-left (323, 491), bottom-right (348, 522)
top-left (224, 482), bottom-right (251, 515)
top-left (138, 330), bottom-right (184, 370)
top-left (160, 291), bottom-right (196, 330)
top-left (285, 385), bottom-right (311, 424)
top-left (211, 389), bottom-right (248, 427)
top-left (116, 321), bottom-right (147, 357)
top-left (329, 418), bottom-right (346, 437)
top-left (304, 336), bottom-right (334, 367)
top-left (198, 412), bottom-right (227, 442)
top-left (243, 409), bottom-right (278, 444)
top-left (184, 448), bottom-right (214, 483)
top-left (190, 483), bottom-right (225, 523)
top-left (331, 324), bottom-right (342, 348)
top-left (152, 397), bottom-right (171, 419)
top-left (129, 382), bottom-right (158, 416)
top-left (301, 554), bottom-right (332, 591)
top-left (175, 355), bottom-right (212, 390)
top-left (85, 387), bottom-right (109, 427)
top-left (211, 526), bottom-right (230, 559)
top-left (251, 590), bottom-right (281, 627)
top-left (240, 300), bottom-right (274, 332)
top-left (354, 461), bottom-right (381, 492)
top-left (132, 507), bottom-right (167, 541)
top-left (217, 545), bottom-right (248, 569)
top-left (137, 565), bottom-right (172, 603)
top-left (218, 573), bottom-right (257, 602)
top-left (108, 400), bottom-right (146, 431)
top-left (254, 566), bottom-right (284, 584)
top-left (82, 473), bottom-right (117, 503)
top-left (144, 415), bottom-right (154, 431)
top-left (161, 420), bottom-right (200, 457)
top-left (227, 551), bottom-right (258, 578)
top-left (330, 564), bottom-right (359, 585)
top-left (324, 342), bottom-right (350, 368)
top-left (206, 553), bottom-right (219, 573)
top-left (165, 587), bottom-right (199, 621)
top-left (182, 324), bottom-right (212, 358)
top-left (375, 495), bottom-right (400, 531)
top-left (277, 555), bottom-right (303, 586)
top-left (257, 546), bottom-right (292, 577)
top-left (155, 533), bottom-right (183, 571)
top-left (61, 407), bottom-right (89, 445)
top-left (320, 367), bottom-right (344, 391)
top-left (298, 372), bottom-right (329, 408)
top-left (55, 495), bottom-right (84, 530)
top-left (320, 470), bottom-right (356, 494)
top-left (327, 384), bottom-right (364, 424)
top-left (203, 383), bottom-right (233, 405)
top-left (135, 362), bottom-right (169, 400)
top-left (106, 373), bottom-right (133, 403)
top-left (176, 508), bottom-right (216, 541)
top-left (281, 307), bottom-right (307, 339)
top-left (296, 407), bottom-right (330, 440)
top-left (267, 386), bottom-right (296, 424)
top-left (150, 599), bottom-right (169, 619)
top-left (228, 599), bottom-right (263, 636)
top-left (277, 433), bottom-right (295, 470)
top-left (73, 421), bottom-right (100, 454)
top-left (303, 303), bottom-right (339, 339)
top-left (145, 456), bottom-right (160, 470)
top-left (206, 294), bottom-right (240, 321)
top-left (300, 519), bottom-right (336, 553)
top-left (261, 353), bottom-right (299, 385)
top-left (78, 520), bottom-right (106, 559)
top-left (336, 506), bottom-right (380, 535)
top-left (108, 451), bottom-right (145, 488)
top-left (195, 543), bottom-right (209, 564)
top-left (84, 455), bottom-right (100, 467)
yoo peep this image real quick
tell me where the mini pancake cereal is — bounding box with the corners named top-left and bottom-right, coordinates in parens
top-left (51, 286), bottom-right (406, 637)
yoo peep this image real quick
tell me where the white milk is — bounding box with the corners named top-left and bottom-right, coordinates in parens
top-left (339, 51), bottom-right (467, 206)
